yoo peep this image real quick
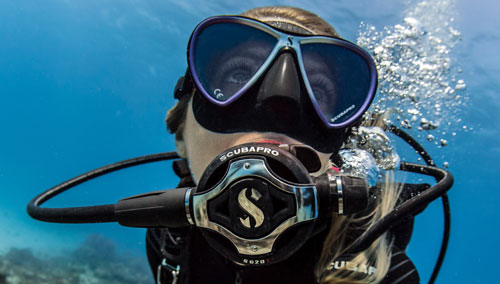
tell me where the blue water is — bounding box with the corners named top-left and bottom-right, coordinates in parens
top-left (0, 0), bottom-right (498, 283)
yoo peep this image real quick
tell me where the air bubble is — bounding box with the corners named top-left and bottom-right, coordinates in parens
top-left (455, 80), bottom-right (466, 90)
top-left (374, 46), bottom-right (384, 54)
top-left (358, 0), bottom-right (467, 151)
top-left (420, 118), bottom-right (438, 130)
top-left (408, 108), bottom-right (420, 115)
top-left (401, 119), bottom-right (412, 128)
top-left (403, 17), bottom-right (421, 28)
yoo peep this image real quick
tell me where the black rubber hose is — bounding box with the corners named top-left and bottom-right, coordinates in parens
top-left (347, 162), bottom-right (453, 254)
top-left (428, 194), bottom-right (450, 284)
top-left (27, 152), bottom-right (180, 223)
top-left (388, 125), bottom-right (451, 284)
top-left (388, 125), bottom-right (435, 166)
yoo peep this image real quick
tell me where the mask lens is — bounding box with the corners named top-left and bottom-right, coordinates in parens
top-left (193, 22), bottom-right (277, 102)
top-left (301, 42), bottom-right (373, 125)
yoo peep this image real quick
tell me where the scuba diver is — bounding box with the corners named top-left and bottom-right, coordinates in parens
top-left (27, 5), bottom-right (454, 284)
top-left (147, 7), bottom-right (422, 284)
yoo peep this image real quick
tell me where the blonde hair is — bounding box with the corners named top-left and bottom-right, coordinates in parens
top-left (242, 6), bottom-right (338, 37)
top-left (316, 171), bottom-right (400, 284)
top-left (166, 6), bottom-right (401, 283)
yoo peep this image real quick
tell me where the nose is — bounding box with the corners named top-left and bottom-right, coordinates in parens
top-left (256, 52), bottom-right (302, 119)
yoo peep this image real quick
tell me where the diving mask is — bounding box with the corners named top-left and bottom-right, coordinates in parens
top-left (186, 16), bottom-right (378, 128)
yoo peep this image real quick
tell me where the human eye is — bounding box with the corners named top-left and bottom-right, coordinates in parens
top-left (308, 74), bottom-right (336, 107)
top-left (207, 43), bottom-right (272, 98)
top-left (223, 58), bottom-right (256, 84)
top-left (213, 55), bottom-right (263, 90)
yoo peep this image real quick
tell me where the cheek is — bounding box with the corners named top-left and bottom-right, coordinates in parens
top-left (183, 100), bottom-right (241, 183)
top-left (313, 151), bottom-right (335, 176)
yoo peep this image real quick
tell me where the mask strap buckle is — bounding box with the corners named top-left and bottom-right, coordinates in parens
top-left (174, 76), bottom-right (186, 100)
top-left (157, 258), bottom-right (180, 284)
top-left (174, 70), bottom-right (194, 100)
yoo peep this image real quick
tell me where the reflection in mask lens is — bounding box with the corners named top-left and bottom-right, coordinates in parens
top-left (301, 43), bottom-right (371, 124)
top-left (194, 23), bottom-right (277, 102)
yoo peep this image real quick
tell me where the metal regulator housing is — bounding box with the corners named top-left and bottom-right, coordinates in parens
top-left (190, 143), bottom-right (318, 266)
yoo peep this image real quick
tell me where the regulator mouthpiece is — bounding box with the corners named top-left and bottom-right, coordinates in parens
top-left (186, 143), bottom-right (370, 266)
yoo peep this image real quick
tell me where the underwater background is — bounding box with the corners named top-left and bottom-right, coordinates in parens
top-left (0, 0), bottom-right (497, 283)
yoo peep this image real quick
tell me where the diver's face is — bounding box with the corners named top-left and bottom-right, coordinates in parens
top-left (182, 98), bottom-right (333, 184)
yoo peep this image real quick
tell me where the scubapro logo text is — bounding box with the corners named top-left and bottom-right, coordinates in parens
top-left (219, 146), bottom-right (279, 162)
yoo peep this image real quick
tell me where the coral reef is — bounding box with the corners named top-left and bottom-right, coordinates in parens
top-left (0, 234), bottom-right (152, 284)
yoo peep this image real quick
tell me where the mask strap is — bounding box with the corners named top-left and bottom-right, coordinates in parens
top-left (174, 70), bottom-right (194, 100)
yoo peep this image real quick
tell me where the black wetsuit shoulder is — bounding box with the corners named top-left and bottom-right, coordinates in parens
top-left (146, 227), bottom-right (420, 284)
